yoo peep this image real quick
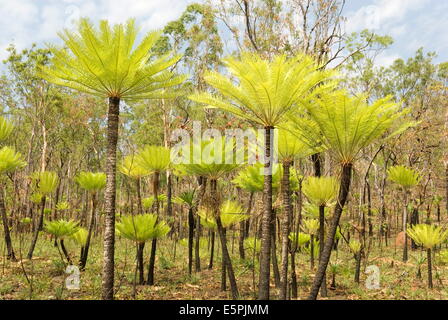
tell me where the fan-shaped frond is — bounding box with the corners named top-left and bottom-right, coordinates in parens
top-left (75, 171), bottom-right (106, 192)
top-left (302, 176), bottom-right (338, 207)
top-left (387, 165), bottom-right (421, 189)
top-left (115, 214), bottom-right (170, 243)
top-left (407, 224), bottom-right (448, 249)
top-left (0, 147), bottom-right (26, 174)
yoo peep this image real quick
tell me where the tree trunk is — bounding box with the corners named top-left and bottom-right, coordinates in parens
top-left (354, 252), bottom-right (361, 283)
top-left (27, 196), bottom-right (46, 259)
top-left (147, 171), bottom-right (160, 285)
top-left (137, 242), bottom-right (145, 285)
top-left (60, 239), bottom-right (72, 264)
top-left (102, 96), bottom-right (120, 300)
top-left (209, 231), bottom-right (215, 269)
top-left (211, 179), bottom-right (239, 299)
top-left (0, 184), bottom-right (16, 261)
top-left (188, 207), bottom-right (194, 275)
top-left (402, 191), bottom-right (409, 262)
top-left (80, 193), bottom-right (97, 270)
top-left (427, 248), bottom-right (433, 289)
top-left (279, 162), bottom-right (292, 300)
top-left (308, 163), bottom-right (352, 300)
top-left (318, 204), bottom-right (327, 297)
top-left (258, 126), bottom-right (273, 300)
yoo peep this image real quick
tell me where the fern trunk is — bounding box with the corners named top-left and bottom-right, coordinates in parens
top-left (102, 96), bottom-right (120, 300)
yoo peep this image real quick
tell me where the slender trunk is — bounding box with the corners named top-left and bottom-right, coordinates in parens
top-left (27, 196), bottom-right (46, 259)
top-left (310, 234), bottom-right (315, 269)
top-left (147, 238), bottom-right (157, 285)
top-left (60, 239), bottom-right (72, 264)
top-left (427, 248), bottom-right (433, 289)
top-left (147, 171), bottom-right (160, 285)
top-left (308, 163), bottom-right (353, 300)
top-left (258, 126), bottom-right (273, 300)
top-left (403, 191), bottom-right (409, 262)
top-left (188, 207), bottom-right (194, 275)
top-left (209, 231), bottom-right (215, 269)
top-left (102, 96), bottom-right (120, 300)
top-left (136, 178), bottom-right (143, 216)
top-left (279, 162), bottom-right (292, 300)
top-left (271, 211), bottom-right (281, 288)
top-left (194, 177), bottom-right (207, 272)
top-left (137, 242), bottom-right (145, 285)
top-left (211, 179), bottom-right (239, 299)
top-left (0, 184), bottom-right (16, 261)
top-left (239, 192), bottom-right (254, 260)
top-left (354, 253), bottom-right (361, 283)
top-left (290, 252), bottom-right (297, 299)
top-left (318, 204), bottom-right (327, 297)
top-left (80, 193), bottom-right (97, 270)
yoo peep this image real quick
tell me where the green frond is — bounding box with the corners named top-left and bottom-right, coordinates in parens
top-left (32, 171), bottom-right (59, 195)
top-left (135, 145), bottom-right (170, 172)
top-left (115, 214), bottom-right (170, 243)
top-left (299, 91), bottom-right (410, 164)
top-left (71, 227), bottom-right (88, 247)
top-left (244, 237), bottom-right (261, 253)
top-left (0, 147), bottom-right (26, 174)
top-left (40, 18), bottom-right (185, 101)
top-left (142, 194), bottom-right (168, 209)
top-left (349, 239), bottom-right (362, 254)
top-left (173, 190), bottom-right (195, 207)
top-left (302, 176), bottom-right (338, 207)
top-left (288, 232), bottom-right (311, 247)
top-left (303, 219), bottom-right (319, 235)
top-left (0, 117), bottom-right (14, 141)
top-left (198, 200), bottom-right (249, 229)
top-left (189, 52), bottom-right (335, 127)
top-left (119, 155), bottom-right (150, 178)
top-left (406, 224), bottom-right (448, 249)
top-left (75, 171), bottom-right (106, 192)
top-left (387, 165), bottom-right (421, 189)
top-left (44, 219), bottom-right (79, 239)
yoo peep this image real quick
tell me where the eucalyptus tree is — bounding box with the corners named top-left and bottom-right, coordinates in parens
top-left (302, 176), bottom-right (338, 297)
top-left (295, 92), bottom-right (413, 300)
top-left (407, 224), bottom-right (448, 288)
top-left (27, 171), bottom-right (59, 259)
top-left (75, 172), bottom-right (106, 270)
top-left (190, 53), bottom-right (333, 299)
top-left (40, 18), bottom-right (185, 299)
top-left (135, 145), bottom-right (171, 285)
top-left (387, 165), bottom-right (421, 262)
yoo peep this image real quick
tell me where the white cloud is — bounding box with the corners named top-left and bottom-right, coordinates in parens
top-left (0, 0), bottom-right (193, 62)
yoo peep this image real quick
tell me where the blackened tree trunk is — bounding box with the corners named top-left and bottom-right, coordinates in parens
top-left (318, 204), bottom-right (327, 297)
top-left (80, 193), bottom-right (97, 270)
top-left (136, 178), bottom-right (143, 216)
top-left (308, 163), bottom-right (353, 300)
top-left (188, 207), bottom-right (195, 275)
top-left (211, 179), bottom-right (239, 299)
top-left (427, 248), bottom-right (433, 289)
top-left (271, 211), bottom-right (281, 288)
top-left (137, 242), bottom-right (145, 284)
top-left (0, 184), bottom-right (16, 261)
top-left (147, 171), bottom-right (160, 285)
top-left (310, 234), bottom-right (315, 269)
top-left (102, 96), bottom-right (120, 300)
top-left (279, 162), bottom-right (292, 300)
top-left (209, 230), bottom-right (215, 269)
top-left (27, 196), bottom-right (46, 259)
top-left (60, 239), bottom-right (72, 264)
top-left (258, 126), bottom-right (273, 300)
top-left (239, 192), bottom-right (254, 260)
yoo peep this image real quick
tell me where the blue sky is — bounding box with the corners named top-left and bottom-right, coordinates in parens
top-left (0, 0), bottom-right (446, 67)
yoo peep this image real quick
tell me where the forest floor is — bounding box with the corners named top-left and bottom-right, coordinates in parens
top-left (1, 233), bottom-right (448, 300)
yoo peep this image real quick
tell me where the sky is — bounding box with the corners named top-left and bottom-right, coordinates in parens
top-left (0, 0), bottom-right (446, 67)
